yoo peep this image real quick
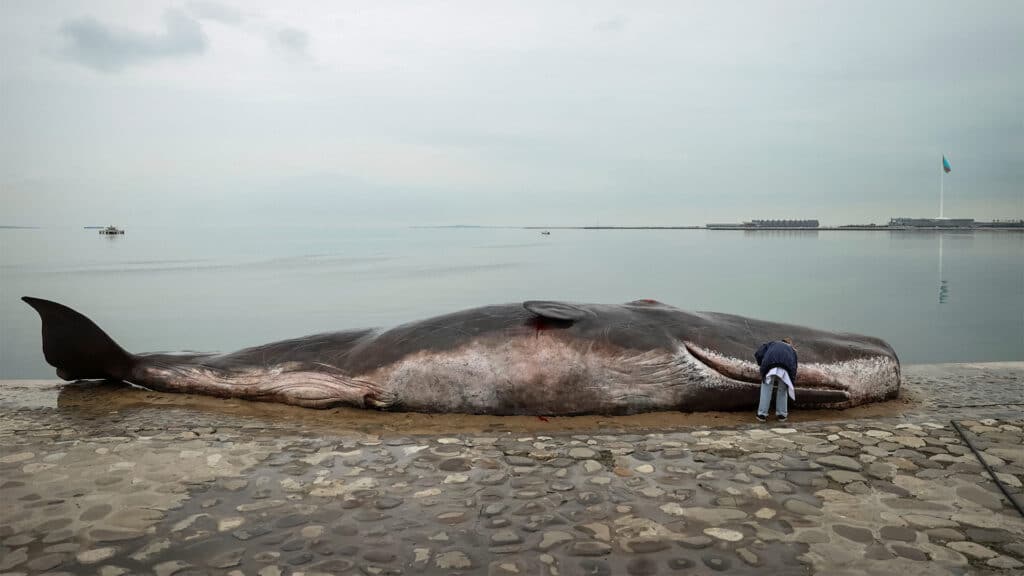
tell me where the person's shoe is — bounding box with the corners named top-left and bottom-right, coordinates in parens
top-left (756, 414), bottom-right (767, 423)
top-left (777, 415), bottom-right (788, 422)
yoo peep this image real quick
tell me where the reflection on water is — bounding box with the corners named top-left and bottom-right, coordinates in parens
top-left (922, 230), bottom-right (982, 305)
top-left (938, 233), bottom-right (945, 304)
top-left (741, 229), bottom-right (820, 237)
top-left (938, 233), bottom-right (948, 304)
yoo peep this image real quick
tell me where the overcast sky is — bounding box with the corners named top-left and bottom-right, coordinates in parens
top-left (2, 0), bottom-right (1021, 227)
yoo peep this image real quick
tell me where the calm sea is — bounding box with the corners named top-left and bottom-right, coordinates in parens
top-left (1, 227), bottom-right (1021, 378)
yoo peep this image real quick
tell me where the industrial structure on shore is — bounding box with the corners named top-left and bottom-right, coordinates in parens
top-left (888, 217), bottom-right (974, 228)
top-left (706, 219), bottom-right (819, 229)
top-left (705, 218), bottom-right (1022, 230)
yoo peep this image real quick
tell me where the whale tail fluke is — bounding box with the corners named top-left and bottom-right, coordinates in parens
top-left (21, 297), bottom-right (134, 382)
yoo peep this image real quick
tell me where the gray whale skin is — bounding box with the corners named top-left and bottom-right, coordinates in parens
top-left (23, 297), bottom-right (900, 415)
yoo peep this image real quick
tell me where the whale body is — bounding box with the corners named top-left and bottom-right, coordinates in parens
top-left (23, 297), bottom-right (900, 415)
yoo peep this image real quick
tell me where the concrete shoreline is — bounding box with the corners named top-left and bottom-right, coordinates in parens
top-left (1, 362), bottom-right (1022, 575)
top-left (415, 225), bottom-right (1024, 231)
top-left (519, 227), bottom-right (1024, 232)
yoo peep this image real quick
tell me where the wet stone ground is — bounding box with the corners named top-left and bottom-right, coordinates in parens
top-left (1, 363), bottom-right (1022, 576)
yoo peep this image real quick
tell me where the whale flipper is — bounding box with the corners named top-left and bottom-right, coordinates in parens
top-left (22, 297), bottom-right (134, 381)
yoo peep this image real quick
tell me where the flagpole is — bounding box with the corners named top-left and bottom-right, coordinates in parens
top-left (940, 162), bottom-right (944, 219)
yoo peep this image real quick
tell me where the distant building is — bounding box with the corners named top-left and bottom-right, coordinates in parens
top-left (706, 219), bottom-right (819, 229)
top-left (748, 219), bottom-right (819, 228)
top-left (889, 218), bottom-right (974, 228)
top-left (976, 219), bottom-right (1024, 228)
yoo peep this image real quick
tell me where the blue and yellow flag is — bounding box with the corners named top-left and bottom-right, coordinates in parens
top-left (943, 155), bottom-right (952, 173)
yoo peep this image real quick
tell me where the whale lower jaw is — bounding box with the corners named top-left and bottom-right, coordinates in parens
top-left (682, 342), bottom-right (899, 407)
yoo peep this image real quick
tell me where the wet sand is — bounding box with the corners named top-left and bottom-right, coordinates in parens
top-left (0, 378), bottom-right (921, 434)
top-left (1, 362), bottom-right (1020, 436)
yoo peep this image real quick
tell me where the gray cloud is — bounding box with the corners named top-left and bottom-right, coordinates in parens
top-left (594, 16), bottom-right (627, 33)
top-left (275, 26), bottom-right (310, 57)
top-left (2, 1), bottom-right (1017, 228)
top-left (60, 9), bottom-right (207, 72)
top-left (188, 1), bottom-right (244, 24)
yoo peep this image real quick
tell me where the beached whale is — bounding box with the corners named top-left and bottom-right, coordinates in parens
top-left (23, 297), bottom-right (900, 415)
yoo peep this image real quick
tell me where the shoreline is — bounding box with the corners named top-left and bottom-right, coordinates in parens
top-left (523, 226), bottom-right (1024, 232)
top-left (5, 224), bottom-right (1022, 232)
top-left (409, 225), bottom-right (1024, 232)
top-left (3, 362), bottom-right (1021, 435)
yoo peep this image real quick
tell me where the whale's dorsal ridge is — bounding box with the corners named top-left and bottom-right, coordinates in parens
top-left (522, 300), bottom-right (589, 322)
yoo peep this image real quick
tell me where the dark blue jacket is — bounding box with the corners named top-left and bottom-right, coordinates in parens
top-left (754, 341), bottom-right (798, 383)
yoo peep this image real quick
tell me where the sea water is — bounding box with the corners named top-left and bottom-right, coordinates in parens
top-left (2, 227), bottom-right (1021, 378)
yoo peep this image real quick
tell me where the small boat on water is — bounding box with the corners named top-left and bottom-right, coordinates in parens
top-left (541, 231), bottom-right (551, 235)
top-left (98, 226), bottom-right (124, 235)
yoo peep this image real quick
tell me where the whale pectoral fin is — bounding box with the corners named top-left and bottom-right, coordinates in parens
top-left (523, 301), bottom-right (589, 322)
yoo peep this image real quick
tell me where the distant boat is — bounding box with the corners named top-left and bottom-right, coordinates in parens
top-left (98, 225), bottom-right (124, 235)
top-left (541, 231), bottom-right (551, 235)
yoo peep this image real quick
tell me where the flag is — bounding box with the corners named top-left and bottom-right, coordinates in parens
top-left (943, 155), bottom-right (952, 174)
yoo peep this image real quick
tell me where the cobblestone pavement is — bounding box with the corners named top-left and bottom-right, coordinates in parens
top-left (1, 363), bottom-right (1022, 576)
